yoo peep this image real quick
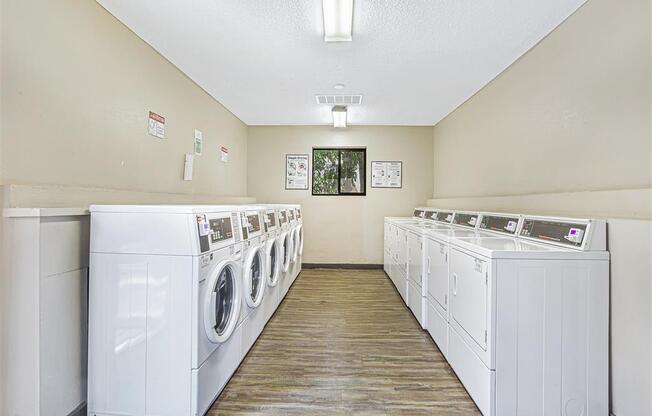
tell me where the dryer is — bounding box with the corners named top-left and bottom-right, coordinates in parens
top-left (88, 205), bottom-right (245, 416)
top-left (238, 207), bottom-right (267, 357)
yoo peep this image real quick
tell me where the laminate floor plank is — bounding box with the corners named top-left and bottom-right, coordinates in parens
top-left (208, 269), bottom-right (480, 415)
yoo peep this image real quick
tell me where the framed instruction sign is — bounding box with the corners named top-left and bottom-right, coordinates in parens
top-left (286, 154), bottom-right (309, 190)
top-left (371, 161), bottom-right (402, 188)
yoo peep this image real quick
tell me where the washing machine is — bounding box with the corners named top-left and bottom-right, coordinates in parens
top-left (289, 204), bottom-right (303, 284)
top-left (88, 205), bottom-right (245, 416)
top-left (277, 207), bottom-right (293, 299)
top-left (260, 206), bottom-right (282, 322)
top-left (442, 215), bottom-right (608, 416)
top-left (238, 206), bottom-right (268, 357)
top-left (423, 211), bottom-right (521, 357)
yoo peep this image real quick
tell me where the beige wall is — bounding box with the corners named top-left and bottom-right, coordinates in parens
top-left (429, 0), bottom-right (652, 414)
top-left (248, 126), bottom-right (433, 264)
top-left (1, 0), bottom-right (249, 205)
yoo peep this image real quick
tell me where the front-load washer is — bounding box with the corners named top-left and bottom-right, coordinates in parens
top-left (289, 205), bottom-right (303, 284)
top-left (442, 215), bottom-right (608, 416)
top-left (277, 207), bottom-right (293, 299)
top-left (88, 205), bottom-right (244, 416)
top-left (261, 207), bottom-right (282, 322)
top-left (238, 207), bottom-right (267, 357)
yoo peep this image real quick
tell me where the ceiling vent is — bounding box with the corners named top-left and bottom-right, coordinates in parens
top-left (315, 94), bottom-right (362, 105)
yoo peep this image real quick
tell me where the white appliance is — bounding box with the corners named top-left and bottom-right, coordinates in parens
top-left (424, 212), bottom-right (521, 358)
top-left (88, 205), bottom-right (245, 416)
top-left (445, 215), bottom-right (608, 415)
top-left (277, 207), bottom-right (293, 299)
top-left (238, 207), bottom-right (268, 357)
top-left (261, 207), bottom-right (282, 322)
top-left (289, 205), bottom-right (303, 283)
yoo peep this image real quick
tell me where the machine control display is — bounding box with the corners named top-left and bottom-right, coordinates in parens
top-left (413, 209), bottom-right (425, 218)
top-left (296, 208), bottom-right (302, 219)
top-left (279, 210), bottom-right (287, 224)
top-left (241, 212), bottom-right (261, 238)
top-left (209, 217), bottom-right (233, 243)
top-left (424, 211), bottom-right (436, 220)
top-left (479, 215), bottom-right (520, 234)
top-left (452, 213), bottom-right (478, 228)
top-left (289, 210), bottom-right (295, 221)
top-left (519, 219), bottom-right (588, 247)
top-left (264, 211), bottom-right (276, 232)
top-left (434, 211), bottom-right (454, 223)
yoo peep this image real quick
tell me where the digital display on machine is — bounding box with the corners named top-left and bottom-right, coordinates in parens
top-left (413, 209), bottom-right (424, 218)
top-left (424, 211), bottom-right (436, 220)
top-left (452, 213), bottom-right (478, 228)
top-left (245, 213), bottom-right (261, 234)
top-left (296, 208), bottom-right (302, 219)
top-left (209, 217), bottom-right (233, 243)
top-left (289, 210), bottom-right (295, 221)
top-left (519, 219), bottom-right (587, 247)
top-left (479, 215), bottom-right (520, 234)
top-left (265, 212), bottom-right (276, 229)
top-left (434, 211), bottom-right (454, 223)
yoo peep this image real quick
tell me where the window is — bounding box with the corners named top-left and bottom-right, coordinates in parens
top-left (312, 148), bottom-right (366, 196)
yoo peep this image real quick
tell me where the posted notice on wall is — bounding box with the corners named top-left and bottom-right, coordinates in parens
top-left (220, 146), bottom-right (229, 162)
top-left (371, 161), bottom-right (402, 188)
top-left (148, 111), bottom-right (165, 139)
top-left (194, 129), bottom-right (203, 155)
top-left (286, 154), bottom-right (309, 190)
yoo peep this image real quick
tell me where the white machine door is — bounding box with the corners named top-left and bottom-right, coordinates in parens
top-left (292, 228), bottom-right (300, 262)
top-left (204, 260), bottom-right (242, 344)
top-left (281, 232), bottom-right (291, 272)
top-left (449, 248), bottom-right (489, 350)
top-left (244, 247), bottom-right (265, 308)
top-left (407, 232), bottom-right (421, 284)
top-left (298, 225), bottom-right (304, 255)
top-left (426, 239), bottom-right (449, 311)
top-left (266, 239), bottom-right (279, 286)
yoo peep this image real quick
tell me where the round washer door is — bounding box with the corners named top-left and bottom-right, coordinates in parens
top-left (243, 246), bottom-right (265, 307)
top-left (280, 232), bottom-right (291, 272)
top-left (289, 229), bottom-right (297, 264)
top-left (291, 228), bottom-right (300, 263)
top-left (204, 260), bottom-right (242, 344)
top-left (266, 239), bottom-right (280, 287)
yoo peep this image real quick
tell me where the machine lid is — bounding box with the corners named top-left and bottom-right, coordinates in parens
top-left (450, 236), bottom-right (608, 260)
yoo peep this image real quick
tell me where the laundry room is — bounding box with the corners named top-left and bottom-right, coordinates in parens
top-left (1, 0), bottom-right (650, 415)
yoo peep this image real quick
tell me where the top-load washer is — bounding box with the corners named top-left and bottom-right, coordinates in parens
top-left (442, 215), bottom-right (608, 416)
top-left (238, 206), bottom-right (268, 357)
top-left (423, 211), bottom-right (522, 358)
top-left (88, 205), bottom-right (245, 416)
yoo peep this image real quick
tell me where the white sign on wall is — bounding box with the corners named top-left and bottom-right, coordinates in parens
top-left (286, 154), bottom-right (309, 190)
top-left (371, 161), bottom-right (402, 188)
top-left (220, 146), bottom-right (229, 162)
top-left (147, 111), bottom-right (165, 139)
top-left (194, 129), bottom-right (203, 155)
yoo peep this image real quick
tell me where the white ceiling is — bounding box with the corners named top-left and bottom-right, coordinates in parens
top-left (97, 0), bottom-right (586, 126)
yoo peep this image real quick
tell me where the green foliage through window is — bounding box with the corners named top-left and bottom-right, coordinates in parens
top-left (312, 148), bottom-right (366, 195)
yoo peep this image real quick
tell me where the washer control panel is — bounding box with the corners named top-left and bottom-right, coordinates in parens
top-left (278, 209), bottom-right (288, 225)
top-left (241, 211), bottom-right (262, 240)
top-left (264, 210), bottom-right (277, 232)
top-left (479, 215), bottom-right (520, 235)
top-left (434, 211), bottom-right (454, 223)
top-left (413, 209), bottom-right (425, 218)
top-left (519, 218), bottom-right (588, 248)
top-left (196, 212), bottom-right (239, 253)
top-left (424, 210), bottom-right (436, 220)
top-left (452, 213), bottom-right (479, 228)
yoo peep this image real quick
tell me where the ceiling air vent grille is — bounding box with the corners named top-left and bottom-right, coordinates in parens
top-left (315, 95), bottom-right (362, 105)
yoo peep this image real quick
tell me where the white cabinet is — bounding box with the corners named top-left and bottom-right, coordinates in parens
top-left (3, 208), bottom-right (90, 416)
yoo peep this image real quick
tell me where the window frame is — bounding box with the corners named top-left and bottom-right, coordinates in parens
top-left (312, 147), bottom-right (367, 196)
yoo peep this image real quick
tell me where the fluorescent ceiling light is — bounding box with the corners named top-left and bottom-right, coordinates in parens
top-left (322, 0), bottom-right (353, 42)
top-left (332, 105), bottom-right (347, 128)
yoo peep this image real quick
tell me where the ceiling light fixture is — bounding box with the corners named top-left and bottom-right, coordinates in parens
top-left (332, 105), bottom-right (347, 128)
top-left (322, 0), bottom-right (353, 42)
top-left (334, 83), bottom-right (345, 90)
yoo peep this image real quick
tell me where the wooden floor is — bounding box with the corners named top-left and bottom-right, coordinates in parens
top-left (208, 269), bottom-right (480, 415)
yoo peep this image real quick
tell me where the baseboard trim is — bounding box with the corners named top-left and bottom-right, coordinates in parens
top-left (302, 263), bottom-right (383, 270)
